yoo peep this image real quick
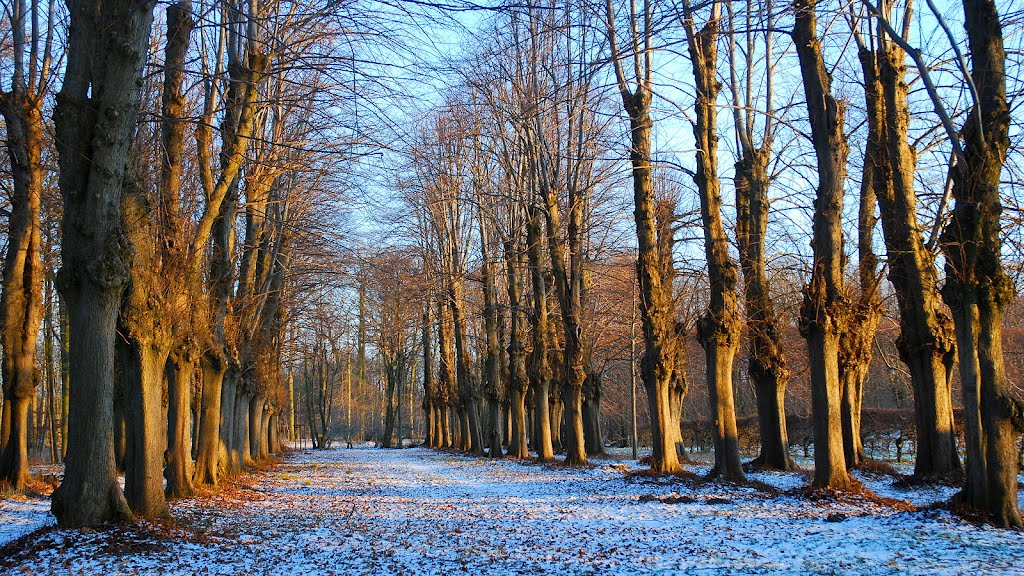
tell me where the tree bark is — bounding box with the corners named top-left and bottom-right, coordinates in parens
top-left (0, 84), bottom-right (45, 492)
top-left (50, 0), bottom-right (154, 527)
top-left (685, 3), bottom-right (744, 481)
top-left (121, 334), bottom-right (169, 519)
top-left (793, 0), bottom-right (853, 489)
top-left (940, 0), bottom-right (1021, 527)
top-left (165, 349), bottom-right (195, 498)
top-left (527, 205), bottom-right (554, 460)
top-left (193, 353), bottom-right (224, 486)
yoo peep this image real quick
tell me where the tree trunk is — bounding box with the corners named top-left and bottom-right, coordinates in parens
top-left (249, 395), bottom-right (265, 462)
top-left (686, 6), bottom-right (744, 481)
top-left (122, 337), bottom-right (170, 519)
top-left (193, 353), bottom-right (224, 486)
top-left (0, 82), bottom-right (45, 492)
top-left (50, 0), bottom-right (154, 527)
top-left (540, 176), bottom-right (587, 466)
top-left (479, 216), bottom-right (504, 458)
top-left (236, 389), bottom-right (254, 468)
top-left (451, 279), bottom-right (484, 456)
top-left (941, 0), bottom-right (1021, 527)
top-left (582, 371), bottom-right (605, 456)
top-left (504, 239), bottom-right (530, 458)
top-left (618, 80), bottom-right (681, 474)
top-left (866, 32), bottom-right (961, 478)
top-left (166, 351), bottom-right (195, 498)
top-left (527, 206), bottom-right (555, 460)
top-left (221, 370), bottom-right (239, 472)
top-left (793, 0), bottom-right (853, 489)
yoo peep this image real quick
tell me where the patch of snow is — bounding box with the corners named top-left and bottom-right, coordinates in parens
top-left (0, 494), bottom-right (54, 546)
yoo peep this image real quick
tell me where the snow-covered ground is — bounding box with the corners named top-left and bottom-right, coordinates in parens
top-left (2, 447), bottom-right (1023, 575)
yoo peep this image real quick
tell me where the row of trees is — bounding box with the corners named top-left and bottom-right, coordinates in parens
top-left (1, 0), bottom-right (1021, 534)
top-left (384, 0), bottom-right (1023, 529)
top-left (0, 0), bottom-right (382, 528)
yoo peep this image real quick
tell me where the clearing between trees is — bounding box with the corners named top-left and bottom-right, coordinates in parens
top-left (1, 447), bottom-right (1022, 575)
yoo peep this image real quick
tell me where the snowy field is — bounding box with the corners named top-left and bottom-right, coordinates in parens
top-left (2, 447), bottom-right (1023, 575)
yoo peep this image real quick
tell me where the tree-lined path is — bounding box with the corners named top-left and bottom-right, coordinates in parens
top-left (2, 448), bottom-right (1022, 574)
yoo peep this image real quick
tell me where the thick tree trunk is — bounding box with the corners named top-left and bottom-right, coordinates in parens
top-left (237, 389), bottom-right (254, 468)
top-left (687, 7), bottom-right (744, 482)
top-left (0, 397), bottom-right (31, 490)
top-left (50, 0), bottom-right (154, 527)
top-left (867, 37), bottom-right (960, 478)
top-left (193, 353), bottom-right (224, 486)
top-left (221, 371), bottom-right (239, 472)
top-left (249, 395), bottom-right (265, 462)
top-left (941, 0), bottom-right (1021, 527)
top-left (166, 351), bottom-right (195, 498)
top-left (122, 338), bottom-right (170, 519)
top-left (793, 0), bottom-right (853, 489)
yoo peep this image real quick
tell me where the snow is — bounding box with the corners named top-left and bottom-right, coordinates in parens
top-left (2, 447), bottom-right (1023, 575)
top-left (0, 493), bottom-right (54, 546)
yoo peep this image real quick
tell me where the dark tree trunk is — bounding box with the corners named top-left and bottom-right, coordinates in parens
top-left (582, 371), bottom-right (605, 456)
top-left (50, 0), bottom-right (155, 527)
top-left (941, 0), bottom-right (1021, 528)
top-left (505, 238), bottom-right (530, 458)
top-left (793, 0), bottom-right (853, 489)
top-left (121, 335), bottom-right (170, 519)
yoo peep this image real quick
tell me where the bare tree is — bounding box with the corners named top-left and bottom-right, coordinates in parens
top-left (0, 0), bottom-right (54, 490)
top-left (50, 0), bottom-right (155, 527)
top-left (604, 0), bottom-right (682, 474)
top-left (682, 0), bottom-right (744, 481)
top-left (793, 0), bottom-right (853, 489)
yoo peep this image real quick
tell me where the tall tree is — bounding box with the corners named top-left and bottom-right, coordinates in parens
top-left (725, 0), bottom-right (794, 471)
top-left (792, 0), bottom-right (853, 489)
top-left (682, 0), bottom-right (745, 481)
top-left (605, 0), bottom-right (681, 473)
top-left (50, 0), bottom-right (155, 527)
top-left (858, 0), bottom-right (961, 478)
top-left (0, 0), bottom-right (54, 490)
top-left (939, 0), bottom-right (1022, 528)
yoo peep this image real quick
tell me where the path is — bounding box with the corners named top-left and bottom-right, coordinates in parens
top-left (2, 447), bottom-right (1023, 574)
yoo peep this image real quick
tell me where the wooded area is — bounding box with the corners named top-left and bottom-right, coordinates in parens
top-left (1, 0), bottom-right (1023, 541)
